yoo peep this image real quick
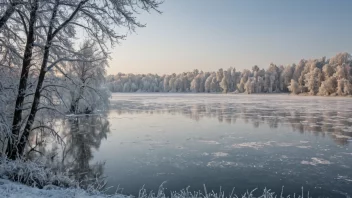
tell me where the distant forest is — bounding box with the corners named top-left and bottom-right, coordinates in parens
top-left (107, 52), bottom-right (352, 96)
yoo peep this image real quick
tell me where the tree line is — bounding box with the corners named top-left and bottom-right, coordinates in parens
top-left (106, 52), bottom-right (352, 96)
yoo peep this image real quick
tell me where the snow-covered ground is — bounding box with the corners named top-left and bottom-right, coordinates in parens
top-left (0, 158), bottom-right (307, 198)
top-left (0, 179), bottom-right (125, 198)
top-left (0, 158), bottom-right (125, 198)
top-left (0, 178), bottom-right (311, 198)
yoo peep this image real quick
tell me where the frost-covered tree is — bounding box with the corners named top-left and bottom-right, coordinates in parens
top-left (256, 76), bottom-right (264, 93)
top-left (230, 67), bottom-right (237, 91)
top-left (263, 72), bottom-right (270, 93)
top-left (220, 71), bottom-right (229, 93)
top-left (292, 60), bottom-right (306, 82)
top-left (210, 76), bottom-right (219, 92)
top-left (343, 80), bottom-right (352, 95)
top-left (216, 68), bottom-right (224, 82)
top-left (337, 79), bottom-right (346, 96)
top-left (252, 65), bottom-right (260, 73)
top-left (335, 65), bottom-right (348, 80)
top-left (237, 79), bottom-right (245, 93)
top-left (288, 79), bottom-right (300, 95)
top-left (336, 78), bottom-right (352, 96)
top-left (169, 76), bottom-right (176, 92)
top-left (319, 76), bottom-right (337, 96)
top-left (163, 75), bottom-right (170, 92)
top-left (267, 64), bottom-right (280, 92)
top-left (64, 41), bottom-right (110, 114)
top-left (244, 77), bottom-right (255, 94)
top-left (204, 73), bottom-right (214, 93)
top-left (329, 52), bottom-right (351, 66)
top-left (322, 64), bottom-right (334, 80)
top-left (280, 65), bottom-right (293, 92)
top-left (190, 74), bottom-right (202, 92)
top-left (305, 67), bottom-right (322, 95)
top-left (1, 0), bottom-right (162, 159)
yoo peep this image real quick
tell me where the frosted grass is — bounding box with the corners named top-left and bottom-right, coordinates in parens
top-left (0, 179), bottom-right (313, 198)
top-left (0, 159), bottom-right (313, 198)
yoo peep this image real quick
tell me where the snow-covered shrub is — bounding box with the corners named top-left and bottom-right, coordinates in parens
top-left (0, 158), bottom-right (76, 189)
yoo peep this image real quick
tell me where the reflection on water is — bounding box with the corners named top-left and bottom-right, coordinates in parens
top-left (62, 116), bottom-right (109, 189)
top-left (27, 115), bottom-right (110, 190)
top-left (110, 94), bottom-right (352, 145)
top-left (104, 94), bottom-right (352, 197)
top-left (29, 94), bottom-right (352, 197)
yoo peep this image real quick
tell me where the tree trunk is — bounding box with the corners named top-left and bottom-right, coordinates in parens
top-left (70, 83), bottom-right (85, 114)
top-left (7, 0), bottom-right (39, 160)
top-left (18, 59), bottom-right (47, 156)
top-left (0, 4), bottom-right (16, 29)
top-left (16, 1), bottom-right (59, 157)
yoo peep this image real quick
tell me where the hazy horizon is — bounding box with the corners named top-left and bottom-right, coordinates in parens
top-left (107, 0), bottom-right (352, 75)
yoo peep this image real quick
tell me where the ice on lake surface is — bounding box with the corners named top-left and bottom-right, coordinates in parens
top-left (56, 94), bottom-right (352, 197)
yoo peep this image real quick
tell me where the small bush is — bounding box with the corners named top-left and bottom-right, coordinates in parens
top-left (0, 158), bottom-right (76, 189)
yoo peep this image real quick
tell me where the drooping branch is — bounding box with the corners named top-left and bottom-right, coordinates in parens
top-left (47, 57), bottom-right (106, 71)
top-left (30, 125), bottom-right (65, 146)
top-left (52, 0), bottom-right (88, 38)
top-left (0, 1), bottom-right (21, 29)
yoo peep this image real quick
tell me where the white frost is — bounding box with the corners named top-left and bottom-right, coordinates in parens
top-left (211, 152), bottom-right (229, 157)
top-left (198, 140), bottom-right (220, 145)
top-left (301, 158), bottom-right (332, 166)
top-left (231, 141), bottom-right (274, 150)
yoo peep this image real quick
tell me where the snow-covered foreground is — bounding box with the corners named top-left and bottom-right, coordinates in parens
top-left (0, 158), bottom-right (310, 198)
top-left (0, 178), bottom-right (313, 198)
top-left (0, 158), bottom-right (309, 198)
top-left (0, 179), bottom-right (125, 198)
top-left (0, 158), bottom-right (124, 197)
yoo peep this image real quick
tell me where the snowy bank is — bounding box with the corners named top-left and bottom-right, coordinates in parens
top-left (0, 159), bottom-right (311, 198)
top-left (0, 158), bottom-right (125, 198)
top-left (0, 179), bottom-right (125, 198)
top-left (0, 178), bottom-right (313, 198)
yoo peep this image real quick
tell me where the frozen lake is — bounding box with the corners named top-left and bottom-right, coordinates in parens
top-left (59, 94), bottom-right (352, 197)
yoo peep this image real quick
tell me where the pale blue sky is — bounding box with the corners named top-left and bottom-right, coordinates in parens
top-left (108, 0), bottom-right (352, 75)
